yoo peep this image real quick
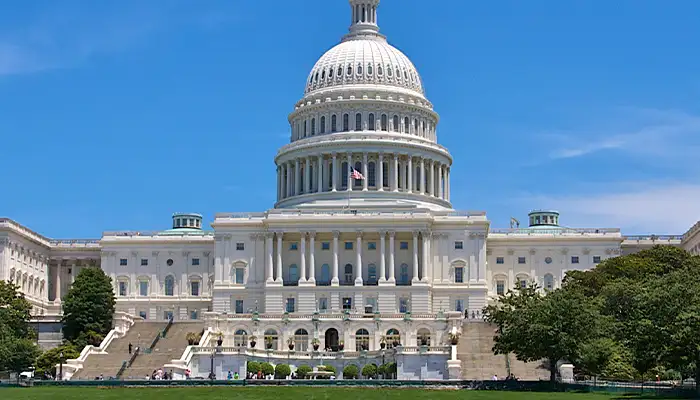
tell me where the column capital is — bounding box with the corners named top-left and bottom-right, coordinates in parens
top-left (356, 230), bottom-right (364, 238)
top-left (203, 251), bottom-right (211, 257)
top-left (389, 231), bottom-right (396, 238)
top-left (152, 251), bottom-right (159, 257)
top-left (332, 152), bottom-right (337, 157)
top-left (412, 230), bottom-right (419, 238)
top-left (265, 232), bottom-right (274, 239)
top-left (529, 248), bottom-right (537, 255)
top-left (507, 249), bottom-right (515, 255)
top-left (131, 251), bottom-right (138, 257)
top-left (421, 230), bottom-right (431, 237)
top-left (308, 231), bottom-right (317, 239)
top-left (379, 230), bottom-right (387, 236)
top-left (249, 233), bottom-right (258, 240)
top-left (182, 251), bottom-right (190, 257)
top-left (333, 230), bottom-right (341, 238)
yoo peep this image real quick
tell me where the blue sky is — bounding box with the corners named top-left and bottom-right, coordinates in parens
top-left (1, 0), bottom-right (699, 238)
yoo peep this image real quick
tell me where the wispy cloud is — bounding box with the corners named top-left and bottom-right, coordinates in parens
top-left (540, 107), bottom-right (700, 161)
top-left (521, 182), bottom-right (700, 234)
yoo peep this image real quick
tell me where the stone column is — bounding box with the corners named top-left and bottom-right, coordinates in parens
top-left (308, 232), bottom-right (316, 284)
top-left (388, 232), bottom-right (396, 283)
top-left (438, 165), bottom-right (444, 199)
top-left (266, 234), bottom-right (273, 282)
top-left (276, 233), bottom-right (283, 283)
top-left (379, 231), bottom-right (386, 282)
top-left (55, 260), bottom-right (62, 302)
top-left (422, 232), bottom-right (430, 282)
top-left (446, 167), bottom-right (451, 201)
top-left (317, 155), bottom-right (324, 193)
top-left (355, 231), bottom-right (363, 285)
top-left (428, 161), bottom-right (435, 196)
top-left (304, 157), bottom-right (311, 194)
top-left (286, 162), bottom-right (292, 198)
top-left (294, 159), bottom-right (301, 196)
top-left (412, 231), bottom-right (419, 282)
top-left (407, 156), bottom-right (413, 193)
top-left (419, 158), bottom-right (426, 194)
top-left (362, 152), bottom-right (369, 191)
top-left (378, 153), bottom-right (384, 191)
top-left (347, 152), bottom-right (353, 191)
top-left (71, 262), bottom-right (76, 284)
top-left (332, 231), bottom-right (340, 286)
top-left (332, 153), bottom-right (338, 192)
top-left (392, 153), bottom-right (399, 192)
top-left (299, 233), bottom-right (307, 283)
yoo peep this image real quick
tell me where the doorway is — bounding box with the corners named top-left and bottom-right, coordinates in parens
top-left (324, 328), bottom-right (339, 351)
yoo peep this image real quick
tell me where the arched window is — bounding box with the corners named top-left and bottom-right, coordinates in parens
top-left (328, 163), bottom-right (334, 188)
top-left (396, 68), bottom-right (400, 79)
top-left (355, 113), bottom-right (362, 131)
top-left (314, 72), bottom-right (319, 83)
top-left (320, 264), bottom-right (330, 285)
top-left (343, 114), bottom-right (349, 132)
top-left (392, 115), bottom-right (399, 132)
top-left (341, 162), bottom-right (348, 188)
top-left (404, 70), bottom-right (409, 80)
top-left (264, 329), bottom-right (278, 350)
top-left (404, 117), bottom-right (410, 133)
top-left (320, 116), bottom-right (326, 134)
top-left (387, 66), bottom-right (393, 77)
top-left (355, 329), bottom-right (370, 351)
top-left (288, 264), bottom-right (299, 285)
top-left (311, 118), bottom-right (316, 136)
top-left (382, 162), bottom-right (389, 188)
top-left (368, 113), bottom-right (375, 131)
top-left (544, 274), bottom-right (554, 291)
top-left (386, 328), bottom-right (400, 347)
top-left (331, 115), bottom-right (337, 132)
top-left (234, 329), bottom-right (248, 347)
top-left (381, 114), bottom-right (388, 131)
top-left (294, 329), bottom-right (309, 351)
top-left (367, 264), bottom-right (377, 285)
top-left (378, 65), bottom-right (383, 76)
top-left (417, 328), bottom-right (431, 346)
top-left (164, 276), bottom-right (175, 296)
top-left (399, 264), bottom-right (409, 285)
top-left (329, 67), bottom-right (334, 78)
top-left (368, 64), bottom-right (373, 75)
top-left (368, 161), bottom-right (376, 187)
top-left (422, 120), bottom-right (426, 137)
top-left (303, 120), bottom-right (307, 137)
top-left (321, 70), bottom-right (325, 80)
top-left (344, 264), bottom-right (353, 285)
top-left (354, 161), bottom-right (362, 188)
top-left (347, 65), bottom-right (352, 76)
top-left (357, 63), bottom-right (363, 75)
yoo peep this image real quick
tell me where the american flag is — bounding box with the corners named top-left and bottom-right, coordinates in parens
top-left (350, 169), bottom-right (365, 180)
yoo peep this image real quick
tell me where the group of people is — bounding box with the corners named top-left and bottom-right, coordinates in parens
top-left (147, 368), bottom-right (172, 380)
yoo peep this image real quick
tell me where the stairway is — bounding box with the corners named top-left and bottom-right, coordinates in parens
top-left (457, 321), bottom-right (548, 380)
top-left (71, 321), bottom-right (167, 380)
top-left (121, 322), bottom-right (205, 380)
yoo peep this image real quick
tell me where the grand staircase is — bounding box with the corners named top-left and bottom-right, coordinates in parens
top-left (71, 321), bottom-right (167, 380)
top-left (121, 321), bottom-right (205, 379)
top-left (458, 321), bottom-right (548, 380)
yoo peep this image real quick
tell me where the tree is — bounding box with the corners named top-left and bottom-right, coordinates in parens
top-left (35, 343), bottom-right (80, 378)
top-left (246, 361), bottom-right (261, 375)
top-left (61, 267), bottom-right (115, 346)
top-left (484, 283), bottom-right (606, 383)
top-left (0, 338), bottom-right (40, 381)
top-left (361, 363), bottom-right (378, 379)
top-left (343, 364), bottom-right (359, 379)
top-left (295, 364), bottom-right (312, 379)
top-left (274, 363), bottom-right (291, 379)
top-left (0, 280), bottom-right (34, 340)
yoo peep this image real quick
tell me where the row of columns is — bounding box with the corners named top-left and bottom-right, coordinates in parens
top-left (276, 152), bottom-right (450, 202)
top-left (293, 113), bottom-right (436, 142)
top-left (263, 231), bottom-right (433, 286)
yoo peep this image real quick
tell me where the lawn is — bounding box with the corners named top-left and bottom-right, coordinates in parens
top-left (0, 387), bottom-right (687, 400)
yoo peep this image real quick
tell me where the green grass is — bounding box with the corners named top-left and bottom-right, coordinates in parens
top-left (0, 387), bottom-right (686, 400)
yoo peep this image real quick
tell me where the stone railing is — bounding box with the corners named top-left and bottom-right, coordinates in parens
top-left (103, 230), bottom-right (215, 238)
top-left (49, 239), bottom-right (101, 248)
top-left (490, 228), bottom-right (621, 236)
top-left (216, 209), bottom-right (486, 220)
top-left (188, 345), bottom-right (450, 359)
top-left (623, 235), bottom-right (683, 242)
top-left (213, 311), bottom-right (454, 321)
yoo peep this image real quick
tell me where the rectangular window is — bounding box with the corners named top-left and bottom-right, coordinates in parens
top-left (139, 281), bottom-right (148, 296)
top-left (400, 241), bottom-right (408, 250)
top-left (236, 243), bottom-right (245, 251)
top-left (139, 311), bottom-right (147, 320)
top-left (496, 257), bottom-right (504, 264)
top-left (496, 281), bottom-right (505, 295)
top-left (593, 256), bottom-right (601, 263)
top-left (190, 310), bottom-right (198, 320)
top-left (518, 256), bottom-right (526, 264)
top-left (454, 241), bottom-right (464, 250)
top-left (319, 297), bottom-right (328, 312)
top-left (342, 297), bottom-right (352, 310)
top-left (367, 242), bottom-right (377, 250)
top-left (399, 298), bottom-right (409, 313)
top-left (235, 268), bottom-right (244, 284)
top-left (519, 279), bottom-right (527, 288)
top-left (119, 282), bottom-right (127, 296)
top-left (365, 297), bottom-right (377, 313)
top-left (455, 267), bottom-right (464, 283)
top-left (344, 242), bottom-right (353, 250)
top-left (455, 299), bottom-right (464, 312)
top-left (140, 259), bottom-right (148, 266)
top-left (321, 242), bottom-right (330, 250)
top-left (290, 243), bottom-right (298, 251)
top-left (119, 258), bottom-right (128, 266)
top-left (286, 298), bottom-right (296, 313)
top-left (192, 258), bottom-right (200, 266)
top-left (190, 281), bottom-right (200, 296)
top-left (571, 256), bottom-right (579, 264)
top-left (235, 300), bottom-right (244, 314)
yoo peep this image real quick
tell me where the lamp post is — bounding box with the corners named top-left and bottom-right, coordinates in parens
top-left (58, 351), bottom-right (63, 381)
top-left (208, 349), bottom-right (216, 380)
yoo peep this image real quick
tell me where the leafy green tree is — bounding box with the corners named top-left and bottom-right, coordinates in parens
top-left (361, 363), bottom-right (378, 378)
top-left (246, 361), bottom-right (261, 375)
top-left (260, 362), bottom-right (274, 376)
top-left (295, 364), bottom-right (312, 379)
top-left (61, 267), bottom-right (115, 345)
top-left (35, 343), bottom-right (80, 378)
top-left (274, 363), bottom-right (291, 379)
top-left (0, 338), bottom-right (41, 381)
top-left (484, 283), bottom-right (605, 383)
top-left (342, 364), bottom-right (359, 379)
top-left (0, 280), bottom-right (34, 340)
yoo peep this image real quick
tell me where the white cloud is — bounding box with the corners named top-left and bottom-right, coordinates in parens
top-left (525, 182), bottom-right (700, 234)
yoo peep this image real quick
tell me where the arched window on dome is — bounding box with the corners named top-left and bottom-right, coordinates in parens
top-left (320, 116), bottom-right (326, 134)
top-left (382, 162), bottom-right (389, 188)
top-left (304, 120), bottom-right (307, 137)
top-left (368, 113), bottom-right (375, 131)
top-left (414, 119), bottom-right (418, 135)
top-left (321, 70), bottom-right (325, 80)
top-left (368, 161), bottom-right (376, 187)
top-left (314, 72), bottom-right (319, 83)
top-left (357, 63), bottom-right (363, 76)
top-left (422, 120), bottom-right (426, 138)
top-left (368, 64), bottom-right (373, 75)
top-left (387, 66), bottom-right (393, 77)
top-left (311, 118), bottom-right (316, 136)
top-left (328, 163), bottom-right (334, 188)
top-left (341, 162), bottom-right (348, 188)
top-left (361, 5), bottom-right (366, 22)
top-left (354, 162), bottom-right (362, 189)
top-left (378, 65), bottom-right (383, 76)
top-left (347, 65), bottom-right (352, 76)
top-left (343, 114), bottom-right (349, 132)
top-left (392, 115), bottom-right (399, 132)
top-left (415, 166), bottom-right (421, 191)
top-left (329, 67), bottom-right (334, 79)
top-left (381, 114), bottom-right (388, 131)
top-left (404, 117), bottom-right (410, 134)
top-left (396, 68), bottom-right (400, 80)
top-left (355, 113), bottom-right (362, 131)
top-left (404, 70), bottom-right (409, 80)
top-left (337, 65), bottom-right (343, 77)
top-left (331, 115), bottom-right (337, 132)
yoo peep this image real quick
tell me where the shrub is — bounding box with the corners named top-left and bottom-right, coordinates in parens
top-left (361, 363), bottom-right (378, 379)
top-left (380, 362), bottom-right (396, 379)
top-left (274, 363), bottom-right (291, 379)
top-left (295, 364), bottom-right (312, 379)
top-left (246, 361), bottom-right (261, 374)
top-left (343, 364), bottom-right (359, 379)
top-left (260, 362), bottom-right (274, 376)
top-left (318, 364), bottom-right (336, 375)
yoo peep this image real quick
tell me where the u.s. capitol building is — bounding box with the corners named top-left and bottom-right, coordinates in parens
top-left (0, 0), bottom-right (694, 380)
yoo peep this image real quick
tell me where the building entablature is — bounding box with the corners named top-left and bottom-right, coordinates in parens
top-left (622, 235), bottom-right (682, 246)
top-left (290, 93), bottom-right (437, 120)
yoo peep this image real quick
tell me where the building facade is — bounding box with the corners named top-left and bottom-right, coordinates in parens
top-left (0, 0), bottom-right (691, 354)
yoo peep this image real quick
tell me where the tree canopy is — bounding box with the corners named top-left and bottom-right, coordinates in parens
top-left (0, 281), bottom-right (40, 379)
top-left (61, 267), bottom-right (116, 348)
